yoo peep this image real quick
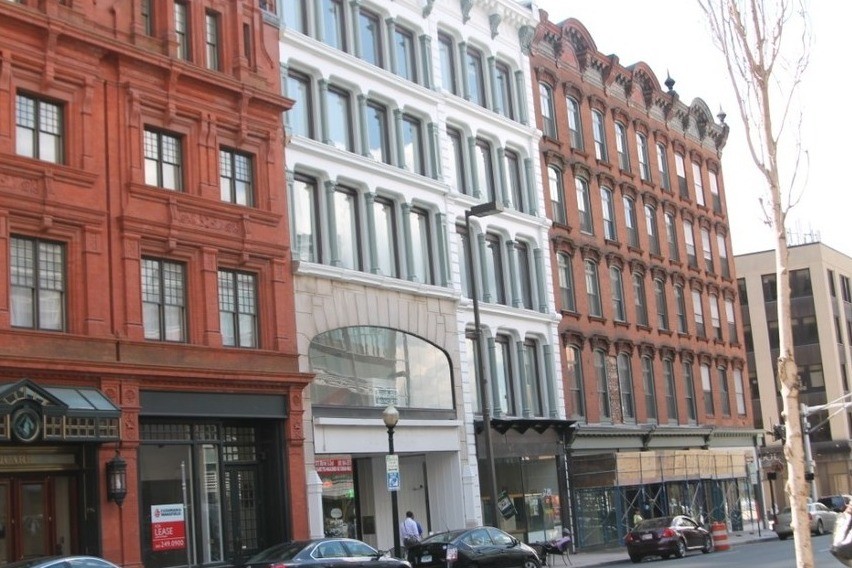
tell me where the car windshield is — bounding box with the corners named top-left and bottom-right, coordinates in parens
top-left (635, 517), bottom-right (674, 530)
top-left (246, 542), bottom-right (309, 562)
top-left (422, 530), bottom-right (467, 544)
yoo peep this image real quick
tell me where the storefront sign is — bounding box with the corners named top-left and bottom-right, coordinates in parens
top-left (151, 504), bottom-right (186, 551)
top-left (316, 456), bottom-right (352, 474)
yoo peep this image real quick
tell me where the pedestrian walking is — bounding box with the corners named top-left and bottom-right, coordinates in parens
top-left (402, 511), bottom-right (421, 548)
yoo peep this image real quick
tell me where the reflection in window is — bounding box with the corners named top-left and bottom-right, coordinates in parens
top-left (309, 326), bottom-right (452, 409)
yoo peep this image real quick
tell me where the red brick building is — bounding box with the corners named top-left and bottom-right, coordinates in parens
top-left (530, 14), bottom-right (760, 548)
top-left (0, 1), bottom-right (310, 566)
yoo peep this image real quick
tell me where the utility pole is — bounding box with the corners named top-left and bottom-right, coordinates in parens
top-left (800, 393), bottom-right (852, 502)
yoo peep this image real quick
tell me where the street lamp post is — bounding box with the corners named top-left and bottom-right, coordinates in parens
top-left (383, 404), bottom-right (401, 558)
top-left (464, 201), bottom-right (503, 526)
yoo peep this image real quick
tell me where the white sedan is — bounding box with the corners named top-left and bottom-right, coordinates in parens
top-left (773, 502), bottom-right (838, 540)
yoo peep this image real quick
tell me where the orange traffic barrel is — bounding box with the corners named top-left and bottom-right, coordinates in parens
top-left (711, 521), bottom-right (730, 551)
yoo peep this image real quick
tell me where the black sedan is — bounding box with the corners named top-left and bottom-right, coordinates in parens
top-left (624, 515), bottom-right (712, 563)
top-left (406, 526), bottom-right (540, 568)
top-left (243, 538), bottom-right (411, 568)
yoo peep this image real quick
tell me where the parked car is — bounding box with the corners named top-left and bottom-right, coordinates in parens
top-left (243, 538), bottom-right (411, 568)
top-left (624, 515), bottom-right (712, 563)
top-left (773, 502), bottom-right (838, 540)
top-left (4, 557), bottom-right (120, 568)
top-left (406, 526), bottom-right (540, 568)
top-left (818, 494), bottom-right (852, 513)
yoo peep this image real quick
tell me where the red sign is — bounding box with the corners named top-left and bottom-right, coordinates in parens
top-left (151, 504), bottom-right (186, 551)
top-left (316, 456), bottom-right (352, 474)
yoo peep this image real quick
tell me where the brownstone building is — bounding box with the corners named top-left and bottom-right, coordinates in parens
top-left (0, 1), bottom-right (310, 566)
top-left (530, 14), bottom-right (762, 548)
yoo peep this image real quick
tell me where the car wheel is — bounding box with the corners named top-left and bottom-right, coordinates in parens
top-left (778, 533), bottom-right (788, 541)
top-left (523, 557), bottom-right (540, 568)
top-left (701, 535), bottom-right (713, 553)
top-left (674, 539), bottom-right (686, 558)
top-left (815, 520), bottom-right (825, 536)
top-left (628, 553), bottom-right (643, 563)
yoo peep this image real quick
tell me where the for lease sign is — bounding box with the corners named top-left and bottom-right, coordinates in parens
top-left (151, 504), bottom-right (186, 551)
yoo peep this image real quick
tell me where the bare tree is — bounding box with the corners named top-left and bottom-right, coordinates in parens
top-left (696, 0), bottom-right (813, 566)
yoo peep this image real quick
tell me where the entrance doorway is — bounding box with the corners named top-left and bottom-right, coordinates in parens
top-left (0, 476), bottom-right (74, 563)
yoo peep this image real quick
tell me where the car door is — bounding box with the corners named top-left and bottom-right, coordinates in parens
top-left (487, 528), bottom-right (523, 568)
top-left (459, 529), bottom-right (499, 567)
top-left (313, 540), bottom-right (354, 568)
top-left (343, 539), bottom-right (386, 568)
top-left (673, 517), bottom-right (697, 547)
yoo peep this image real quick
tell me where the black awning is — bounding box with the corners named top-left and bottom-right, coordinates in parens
top-left (0, 378), bottom-right (120, 443)
top-left (474, 417), bottom-right (575, 436)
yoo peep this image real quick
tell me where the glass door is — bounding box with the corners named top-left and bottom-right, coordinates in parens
top-left (0, 482), bottom-right (9, 564)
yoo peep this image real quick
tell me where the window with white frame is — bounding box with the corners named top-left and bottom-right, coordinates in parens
top-left (144, 128), bottom-right (183, 190)
top-left (219, 148), bottom-right (253, 206)
top-left (447, 127), bottom-right (468, 195)
top-left (494, 335), bottom-right (516, 415)
top-left (664, 358), bottom-right (678, 422)
top-left (594, 349), bottom-right (611, 420)
top-left (645, 204), bottom-right (660, 256)
top-left (142, 258), bottom-right (186, 342)
top-left (692, 161), bottom-right (705, 206)
top-left (475, 138), bottom-right (497, 202)
top-left (205, 11), bottom-right (221, 71)
top-left (684, 220), bottom-right (697, 268)
top-left (174, 1), bottom-right (190, 60)
top-left (665, 212), bottom-right (679, 261)
top-left (615, 122), bottom-right (630, 171)
top-left (718, 367), bottom-right (730, 415)
top-left (458, 225), bottom-right (471, 298)
top-left (327, 86), bottom-right (354, 151)
top-left (576, 177), bottom-right (593, 234)
top-left (516, 241), bottom-right (534, 309)
top-left (636, 133), bottom-right (650, 181)
top-left (438, 33), bottom-right (457, 94)
top-left (633, 273), bottom-right (648, 327)
top-left (373, 196), bottom-right (399, 277)
top-left (284, 0), bottom-right (307, 33)
top-left (321, 0), bottom-right (347, 51)
top-left (675, 284), bottom-right (688, 333)
top-left (710, 294), bottom-right (722, 340)
top-left (557, 252), bottom-right (576, 312)
top-left (718, 233), bottom-right (730, 278)
top-left (218, 269), bottom-right (257, 348)
top-left (566, 344), bottom-right (585, 418)
top-left (10, 236), bottom-right (65, 331)
top-left (624, 195), bottom-right (639, 247)
top-left (654, 278), bottom-right (669, 330)
top-left (366, 101), bottom-right (391, 164)
top-left (675, 153), bottom-right (687, 198)
top-left (333, 186), bottom-right (362, 270)
top-left (601, 187), bottom-right (616, 241)
top-left (484, 234), bottom-right (507, 305)
top-left (505, 150), bottom-right (525, 212)
top-left (549, 166), bottom-right (566, 225)
top-left (494, 61), bottom-right (514, 120)
top-left (592, 110), bottom-right (608, 162)
top-left (733, 368), bottom-right (746, 415)
top-left (291, 174), bottom-right (320, 262)
top-left (656, 143), bottom-right (671, 191)
top-left (467, 46), bottom-right (486, 107)
top-left (701, 227), bottom-right (713, 273)
top-left (693, 289), bottom-right (705, 338)
top-left (286, 70), bottom-right (313, 139)
top-left (358, 9), bottom-right (383, 67)
top-left (401, 114), bottom-right (425, 175)
top-left (585, 260), bottom-right (602, 317)
top-left (618, 352), bottom-right (635, 420)
top-left (523, 339), bottom-right (544, 416)
top-left (410, 207), bottom-right (434, 285)
top-left (683, 360), bottom-right (697, 421)
top-left (642, 356), bottom-right (657, 421)
top-left (540, 83), bottom-right (556, 138)
top-left (725, 297), bottom-right (737, 341)
top-left (567, 97), bottom-right (583, 149)
top-left (16, 93), bottom-right (64, 164)
top-left (709, 170), bottom-right (722, 213)
top-left (610, 266), bottom-right (626, 322)
top-left (393, 25), bottom-right (417, 82)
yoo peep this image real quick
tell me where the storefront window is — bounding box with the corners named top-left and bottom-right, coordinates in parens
top-left (489, 457), bottom-right (561, 544)
top-left (316, 455), bottom-right (358, 538)
top-left (310, 326), bottom-right (453, 409)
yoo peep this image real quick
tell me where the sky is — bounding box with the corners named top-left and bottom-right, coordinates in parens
top-left (532, 0), bottom-right (850, 258)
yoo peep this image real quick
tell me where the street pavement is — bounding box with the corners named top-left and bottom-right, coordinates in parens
top-left (551, 526), bottom-right (777, 567)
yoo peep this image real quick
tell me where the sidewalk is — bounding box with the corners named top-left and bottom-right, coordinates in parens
top-left (549, 527), bottom-right (776, 567)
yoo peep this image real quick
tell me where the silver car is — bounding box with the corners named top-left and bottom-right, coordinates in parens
top-left (773, 502), bottom-right (838, 540)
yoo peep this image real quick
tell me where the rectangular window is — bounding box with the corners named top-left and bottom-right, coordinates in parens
top-left (709, 171), bottom-right (722, 213)
top-left (701, 228), bottom-right (714, 273)
top-left (286, 70), bottom-right (313, 139)
top-left (654, 278), bottom-right (668, 330)
top-left (675, 153), bottom-right (687, 198)
top-left (523, 340), bottom-right (543, 416)
top-left (467, 47), bottom-right (486, 107)
top-left (438, 33), bottom-right (457, 94)
top-left (576, 177), bottom-right (593, 234)
top-left (701, 364), bottom-right (714, 416)
top-left (410, 207), bottom-right (434, 284)
top-left (683, 361), bottom-right (697, 421)
top-left (665, 213), bottom-right (679, 261)
top-left (645, 204), bottom-right (660, 256)
top-left (642, 357), bottom-right (657, 421)
top-left (10, 236), bottom-right (65, 331)
top-left (327, 87), bottom-right (353, 151)
top-left (366, 101), bottom-right (390, 164)
top-left (693, 290), bottom-right (705, 338)
top-left (373, 197), bottom-right (399, 278)
top-left (601, 187), bottom-right (616, 241)
top-left (618, 353), bottom-right (634, 420)
top-left (734, 369), bottom-right (746, 415)
top-left (174, 2), bottom-right (190, 60)
top-left (610, 267), bottom-right (626, 322)
top-left (636, 133), bottom-right (650, 181)
top-left (615, 122), bottom-right (630, 171)
top-left (447, 127), bottom-right (468, 195)
top-left (218, 269), bottom-right (257, 348)
top-left (592, 110), bottom-right (608, 162)
top-left (401, 114), bottom-right (425, 175)
top-left (142, 258), bottom-right (186, 342)
top-left (718, 367), bottom-right (731, 416)
top-left (633, 273), bottom-right (648, 327)
top-left (567, 97), bottom-right (583, 149)
top-left (333, 187), bottom-right (362, 270)
top-left (710, 294), bottom-right (722, 340)
top-left (485, 234), bottom-right (506, 305)
top-left (494, 62), bottom-right (514, 119)
top-left (828, 269), bottom-right (836, 297)
top-left (144, 128), bottom-right (183, 190)
top-left (359, 10), bottom-right (383, 67)
top-left (291, 174), bottom-right (320, 262)
top-left (717, 233), bottom-right (730, 278)
top-left (692, 162), bottom-right (705, 206)
top-left (284, 0), bottom-right (307, 33)
top-left (841, 275), bottom-right (851, 303)
top-left (675, 285), bottom-right (688, 334)
top-left (475, 138), bottom-right (496, 202)
top-left (657, 143), bottom-right (671, 191)
top-left (494, 335), bottom-right (516, 415)
top-left (516, 242), bottom-right (534, 309)
top-left (684, 220), bottom-right (697, 268)
top-left (205, 11), bottom-right (221, 70)
top-left (16, 93), bottom-right (63, 164)
top-left (142, 0), bottom-right (153, 35)
top-left (558, 252), bottom-right (576, 312)
top-left (505, 150), bottom-right (525, 212)
top-left (549, 166), bottom-right (566, 225)
top-left (459, 226), bottom-right (471, 298)
top-left (664, 358), bottom-right (678, 422)
top-left (594, 350), bottom-right (610, 420)
top-left (219, 149), bottom-right (253, 206)
top-left (540, 84), bottom-right (556, 138)
top-left (624, 196), bottom-right (639, 247)
top-left (585, 260), bottom-right (602, 317)
top-left (725, 298), bottom-right (737, 341)
top-left (566, 345), bottom-right (585, 418)
top-left (394, 26), bottom-right (417, 82)
top-left (321, 0), bottom-right (346, 51)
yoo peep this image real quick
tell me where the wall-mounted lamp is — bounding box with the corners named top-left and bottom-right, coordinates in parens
top-left (106, 451), bottom-right (128, 507)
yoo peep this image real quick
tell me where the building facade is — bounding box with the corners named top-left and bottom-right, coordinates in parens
top-left (282, 0), bottom-right (570, 551)
top-left (0, 1), bottom-right (310, 566)
top-left (735, 242), bottom-right (852, 511)
top-left (530, 14), bottom-right (762, 548)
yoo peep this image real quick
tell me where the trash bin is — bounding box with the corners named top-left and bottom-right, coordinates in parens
top-left (731, 508), bottom-right (743, 532)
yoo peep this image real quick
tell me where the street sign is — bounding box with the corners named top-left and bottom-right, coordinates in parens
top-left (386, 455), bottom-right (400, 491)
